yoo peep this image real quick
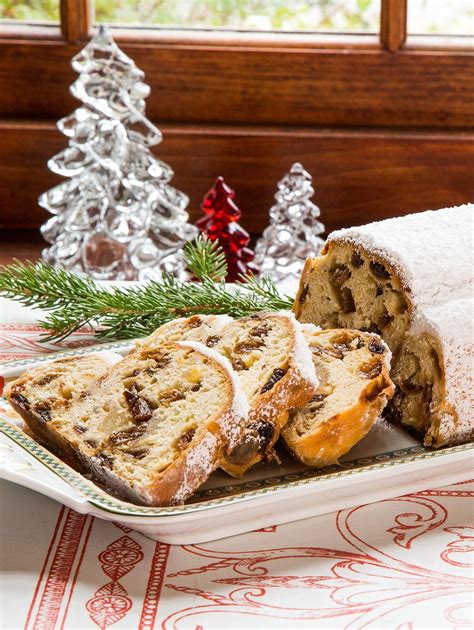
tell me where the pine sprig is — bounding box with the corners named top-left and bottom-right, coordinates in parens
top-left (0, 238), bottom-right (294, 341)
top-left (183, 234), bottom-right (228, 281)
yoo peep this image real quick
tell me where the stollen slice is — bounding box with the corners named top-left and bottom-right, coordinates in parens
top-left (132, 311), bottom-right (318, 476)
top-left (282, 325), bottom-right (394, 467)
top-left (6, 341), bottom-right (249, 506)
top-left (208, 312), bottom-right (318, 476)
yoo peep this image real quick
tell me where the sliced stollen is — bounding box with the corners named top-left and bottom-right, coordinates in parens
top-left (294, 204), bottom-right (474, 446)
top-left (282, 326), bottom-right (394, 467)
top-left (208, 312), bottom-right (318, 476)
top-left (134, 314), bottom-right (233, 350)
top-left (6, 342), bottom-right (249, 506)
top-left (132, 311), bottom-right (319, 476)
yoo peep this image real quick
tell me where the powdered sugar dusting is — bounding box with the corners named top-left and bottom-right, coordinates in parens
top-left (329, 204), bottom-right (474, 309)
top-left (329, 204), bottom-right (473, 444)
top-left (277, 312), bottom-right (318, 388)
top-left (209, 314), bottom-right (234, 328)
top-left (171, 431), bottom-right (219, 505)
top-left (412, 298), bottom-right (474, 440)
top-left (374, 416), bottom-right (394, 431)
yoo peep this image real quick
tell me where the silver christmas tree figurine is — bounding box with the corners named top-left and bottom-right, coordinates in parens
top-left (39, 26), bottom-right (197, 281)
top-left (254, 162), bottom-right (325, 282)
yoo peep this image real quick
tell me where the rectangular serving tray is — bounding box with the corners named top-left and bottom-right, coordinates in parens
top-left (1, 343), bottom-right (472, 545)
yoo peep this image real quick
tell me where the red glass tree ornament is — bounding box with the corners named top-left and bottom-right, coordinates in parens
top-left (196, 177), bottom-right (259, 282)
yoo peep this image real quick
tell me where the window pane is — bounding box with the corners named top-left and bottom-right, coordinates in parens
top-left (408, 0), bottom-right (474, 36)
top-left (95, 0), bottom-right (379, 33)
top-left (0, 0), bottom-right (59, 21)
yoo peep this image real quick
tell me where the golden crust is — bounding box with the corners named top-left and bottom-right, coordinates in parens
top-left (221, 369), bottom-right (317, 477)
top-left (282, 327), bottom-right (394, 467)
top-left (282, 369), bottom-right (394, 467)
top-left (293, 256), bottom-right (316, 320)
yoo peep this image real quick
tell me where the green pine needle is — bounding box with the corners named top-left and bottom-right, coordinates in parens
top-left (184, 234), bottom-right (228, 281)
top-left (0, 237), bottom-right (294, 342)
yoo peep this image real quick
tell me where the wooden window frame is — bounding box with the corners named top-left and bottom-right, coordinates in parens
top-left (0, 0), bottom-right (472, 234)
top-left (60, 0), bottom-right (90, 41)
top-left (0, 0), bottom-right (472, 129)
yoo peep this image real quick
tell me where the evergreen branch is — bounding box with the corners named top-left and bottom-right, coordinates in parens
top-left (0, 244), bottom-right (294, 342)
top-left (238, 274), bottom-right (294, 310)
top-left (183, 234), bottom-right (228, 281)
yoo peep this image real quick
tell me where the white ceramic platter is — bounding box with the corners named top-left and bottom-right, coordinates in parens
top-left (1, 344), bottom-right (472, 545)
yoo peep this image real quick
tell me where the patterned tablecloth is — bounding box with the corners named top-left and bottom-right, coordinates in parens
top-left (1, 308), bottom-right (473, 630)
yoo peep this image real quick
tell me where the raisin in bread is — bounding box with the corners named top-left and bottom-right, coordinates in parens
top-left (294, 204), bottom-right (474, 446)
top-left (282, 326), bottom-right (394, 466)
top-left (6, 342), bottom-right (248, 506)
top-left (208, 312), bottom-right (318, 476)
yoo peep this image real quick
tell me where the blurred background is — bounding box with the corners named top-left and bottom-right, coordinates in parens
top-left (2, 0), bottom-right (473, 34)
top-left (0, 0), bottom-right (472, 264)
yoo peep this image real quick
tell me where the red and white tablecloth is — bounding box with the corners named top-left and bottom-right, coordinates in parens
top-left (1, 319), bottom-right (473, 630)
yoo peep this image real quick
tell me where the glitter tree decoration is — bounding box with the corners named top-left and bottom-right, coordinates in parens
top-left (196, 177), bottom-right (259, 282)
top-left (254, 162), bottom-right (325, 282)
top-left (39, 26), bottom-right (197, 281)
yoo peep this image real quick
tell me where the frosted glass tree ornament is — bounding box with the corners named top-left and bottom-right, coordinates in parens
top-left (254, 162), bottom-right (325, 282)
top-left (39, 26), bottom-right (197, 280)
